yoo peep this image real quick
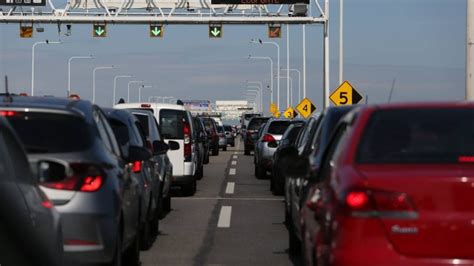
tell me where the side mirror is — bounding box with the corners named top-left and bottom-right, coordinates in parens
top-left (128, 146), bottom-right (151, 162)
top-left (168, 140), bottom-right (180, 151)
top-left (37, 160), bottom-right (68, 183)
top-left (153, 140), bottom-right (169, 155)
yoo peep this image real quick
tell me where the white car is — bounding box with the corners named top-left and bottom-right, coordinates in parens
top-left (115, 103), bottom-right (198, 196)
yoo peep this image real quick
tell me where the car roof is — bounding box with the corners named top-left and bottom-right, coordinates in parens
top-left (369, 101), bottom-right (474, 110)
top-left (114, 102), bottom-right (186, 111)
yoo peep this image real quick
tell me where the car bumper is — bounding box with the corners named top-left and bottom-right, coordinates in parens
top-left (172, 175), bottom-right (195, 186)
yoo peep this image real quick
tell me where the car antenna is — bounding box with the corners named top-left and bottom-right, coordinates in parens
top-left (4, 75), bottom-right (12, 103)
top-left (387, 77), bottom-right (397, 103)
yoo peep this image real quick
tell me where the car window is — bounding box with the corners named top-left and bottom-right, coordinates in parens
top-left (248, 118), bottom-right (269, 130)
top-left (0, 133), bottom-right (12, 181)
top-left (217, 126), bottom-right (224, 133)
top-left (7, 112), bottom-right (92, 154)
top-left (357, 108), bottom-right (474, 164)
top-left (100, 112), bottom-right (121, 156)
top-left (287, 126), bottom-right (304, 145)
top-left (1, 130), bottom-right (31, 183)
top-left (268, 121), bottom-right (291, 135)
top-left (134, 113), bottom-right (150, 137)
top-left (318, 124), bottom-right (348, 182)
top-left (159, 109), bottom-right (185, 139)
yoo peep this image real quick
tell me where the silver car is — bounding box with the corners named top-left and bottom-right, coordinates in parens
top-left (217, 125), bottom-right (227, 151)
top-left (254, 118), bottom-right (292, 179)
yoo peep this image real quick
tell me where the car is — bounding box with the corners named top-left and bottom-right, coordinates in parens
top-left (195, 117), bottom-right (210, 165)
top-left (0, 96), bottom-right (147, 265)
top-left (271, 119), bottom-right (307, 195)
top-left (244, 117), bottom-right (270, 155)
top-left (241, 112), bottom-right (261, 131)
top-left (0, 115), bottom-right (63, 266)
top-left (254, 118), bottom-right (292, 179)
top-left (115, 103), bottom-right (199, 196)
top-left (131, 109), bottom-right (175, 218)
top-left (192, 116), bottom-right (207, 178)
top-left (284, 106), bottom-right (356, 256)
top-left (224, 125), bottom-right (235, 147)
top-left (295, 102), bottom-right (474, 266)
top-left (201, 116), bottom-right (220, 156)
top-left (104, 108), bottom-right (168, 250)
top-left (217, 125), bottom-right (227, 151)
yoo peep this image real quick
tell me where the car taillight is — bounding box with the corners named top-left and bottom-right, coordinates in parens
top-left (183, 121), bottom-right (192, 161)
top-left (132, 161), bottom-right (142, 173)
top-left (262, 134), bottom-right (275, 143)
top-left (141, 104), bottom-right (151, 108)
top-left (37, 188), bottom-right (54, 209)
top-left (0, 110), bottom-right (16, 117)
top-left (41, 163), bottom-right (105, 193)
top-left (345, 189), bottom-right (417, 218)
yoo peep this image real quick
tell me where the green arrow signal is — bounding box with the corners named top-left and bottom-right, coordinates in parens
top-left (151, 26), bottom-right (161, 36)
top-left (95, 26), bottom-right (105, 36)
top-left (210, 27), bottom-right (221, 37)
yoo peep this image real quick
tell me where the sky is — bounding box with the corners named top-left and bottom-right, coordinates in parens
top-left (0, 0), bottom-right (467, 113)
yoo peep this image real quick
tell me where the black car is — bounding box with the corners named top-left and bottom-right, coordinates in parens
top-left (194, 117), bottom-right (210, 165)
top-left (271, 119), bottom-right (306, 195)
top-left (192, 117), bottom-right (208, 180)
top-left (0, 96), bottom-right (147, 265)
top-left (0, 115), bottom-right (63, 266)
top-left (244, 117), bottom-right (270, 155)
top-left (201, 116), bottom-right (219, 156)
top-left (223, 125), bottom-right (235, 147)
top-left (283, 106), bottom-right (357, 256)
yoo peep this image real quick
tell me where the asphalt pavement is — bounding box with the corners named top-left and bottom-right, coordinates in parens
top-left (141, 137), bottom-right (299, 266)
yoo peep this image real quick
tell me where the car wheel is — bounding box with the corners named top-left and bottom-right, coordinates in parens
top-left (140, 217), bottom-right (153, 250)
top-left (255, 164), bottom-right (266, 179)
top-left (212, 146), bottom-right (219, 156)
top-left (203, 152), bottom-right (210, 164)
top-left (244, 146), bottom-right (250, 155)
top-left (273, 174), bottom-right (284, 196)
top-left (122, 226), bottom-right (140, 266)
top-left (163, 194), bottom-right (171, 213)
top-left (223, 146), bottom-right (227, 151)
top-left (182, 180), bottom-right (196, 196)
top-left (109, 226), bottom-right (122, 266)
top-left (288, 224), bottom-right (301, 256)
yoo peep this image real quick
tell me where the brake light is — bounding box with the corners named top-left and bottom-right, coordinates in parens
top-left (141, 104), bottom-right (151, 108)
top-left (459, 156), bottom-right (474, 163)
top-left (64, 239), bottom-right (100, 246)
top-left (132, 161), bottom-right (142, 173)
top-left (262, 134), bottom-right (275, 143)
top-left (345, 189), bottom-right (417, 218)
top-left (41, 200), bottom-right (54, 209)
top-left (41, 163), bottom-right (105, 193)
top-left (183, 122), bottom-right (192, 161)
top-left (0, 111), bottom-right (16, 117)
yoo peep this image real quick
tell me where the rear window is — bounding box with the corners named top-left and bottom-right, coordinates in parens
top-left (287, 126), bottom-right (304, 145)
top-left (357, 108), bottom-right (474, 164)
top-left (160, 109), bottom-right (185, 139)
top-left (244, 114), bottom-right (260, 121)
top-left (268, 121), bottom-right (291, 135)
top-left (7, 112), bottom-right (92, 154)
top-left (224, 125), bottom-right (232, 131)
top-left (202, 118), bottom-right (215, 132)
top-left (217, 126), bottom-right (225, 133)
top-left (134, 114), bottom-right (149, 137)
top-left (130, 108), bottom-right (154, 114)
top-left (248, 118), bottom-right (269, 130)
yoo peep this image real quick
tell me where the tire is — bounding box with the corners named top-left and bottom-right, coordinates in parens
top-left (223, 146), bottom-right (227, 151)
top-left (244, 146), bottom-right (250, 155)
top-left (203, 152), bottom-right (210, 164)
top-left (108, 227), bottom-right (122, 266)
top-left (212, 146), bottom-right (219, 156)
top-left (140, 218), bottom-right (153, 250)
top-left (272, 173), bottom-right (284, 196)
top-left (288, 225), bottom-right (301, 256)
top-left (255, 164), bottom-right (266, 179)
top-left (122, 227), bottom-right (140, 266)
top-left (196, 165), bottom-right (204, 180)
top-left (182, 179), bottom-right (196, 196)
top-left (162, 194), bottom-right (171, 213)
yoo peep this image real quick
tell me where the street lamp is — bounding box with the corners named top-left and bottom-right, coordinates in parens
top-left (282, 68), bottom-right (301, 102)
top-left (246, 89), bottom-right (261, 113)
top-left (92, 66), bottom-right (115, 104)
top-left (68, 55), bottom-right (93, 97)
top-left (248, 55), bottom-right (276, 109)
top-left (138, 85), bottom-right (152, 102)
top-left (245, 95), bottom-right (258, 112)
top-left (31, 40), bottom-right (61, 96)
top-left (127, 81), bottom-right (143, 103)
top-left (279, 76), bottom-right (293, 107)
top-left (247, 85), bottom-right (263, 114)
top-left (247, 80), bottom-right (268, 103)
top-left (113, 75), bottom-right (132, 105)
top-left (250, 39), bottom-right (280, 106)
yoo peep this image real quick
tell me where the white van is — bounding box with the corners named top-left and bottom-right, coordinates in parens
top-left (114, 103), bottom-right (198, 196)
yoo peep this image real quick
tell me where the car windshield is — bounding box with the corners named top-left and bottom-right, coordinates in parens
top-left (268, 121), bottom-right (291, 135)
top-left (217, 126), bottom-right (224, 133)
top-left (7, 112), bottom-right (92, 154)
top-left (224, 125), bottom-right (232, 131)
top-left (159, 109), bottom-right (185, 139)
top-left (248, 118), bottom-right (269, 131)
top-left (357, 108), bottom-right (474, 164)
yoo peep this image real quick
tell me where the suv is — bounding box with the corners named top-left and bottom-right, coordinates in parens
top-left (200, 116), bottom-right (219, 156)
top-left (129, 109), bottom-right (175, 217)
top-left (223, 125), bottom-right (235, 147)
top-left (244, 117), bottom-right (270, 155)
top-left (115, 103), bottom-right (198, 196)
top-left (254, 118), bottom-right (292, 179)
top-left (0, 96), bottom-right (147, 265)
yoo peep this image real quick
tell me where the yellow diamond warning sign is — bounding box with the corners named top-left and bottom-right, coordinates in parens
top-left (329, 81), bottom-right (363, 106)
top-left (283, 107), bottom-right (297, 119)
top-left (295, 98), bottom-right (316, 118)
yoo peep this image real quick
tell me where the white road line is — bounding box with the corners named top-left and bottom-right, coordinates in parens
top-left (217, 206), bottom-right (232, 228)
top-left (229, 168), bottom-right (236, 175)
top-left (174, 197), bottom-right (282, 201)
top-left (231, 161), bottom-right (237, 165)
top-left (232, 155), bottom-right (238, 159)
top-left (225, 182), bottom-right (235, 194)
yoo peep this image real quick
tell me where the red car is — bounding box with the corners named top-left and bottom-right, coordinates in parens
top-left (297, 102), bottom-right (474, 266)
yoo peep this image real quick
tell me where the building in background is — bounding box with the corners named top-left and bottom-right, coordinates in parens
top-left (215, 100), bottom-right (253, 121)
top-left (181, 100), bottom-right (212, 115)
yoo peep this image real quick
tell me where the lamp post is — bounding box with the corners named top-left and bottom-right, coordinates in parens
top-left (247, 85), bottom-right (263, 114)
top-left (68, 55), bottom-right (93, 97)
top-left (127, 81), bottom-right (143, 103)
top-left (250, 39), bottom-right (280, 106)
top-left (113, 75), bottom-right (132, 105)
top-left (138, 85), bottom-right (152, 102)
top-left (246, 89), bottom-right (261, 113)
top-left (279, 76), bottom-right (294, 107)
top-left (248, 55), bottom-right (276, 109)
top-left (282, 68), bottom-right (301, 102)
top-left (92, 66), bottom-right (115, 104)
top-left (31, 40), bottom-right (61, 96)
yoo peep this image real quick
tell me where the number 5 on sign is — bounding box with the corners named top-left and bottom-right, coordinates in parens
top-left (329, 81), bottom-right (363, 106)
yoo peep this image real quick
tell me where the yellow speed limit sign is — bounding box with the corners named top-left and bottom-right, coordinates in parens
top-left (296, 98), bottom-right (316, 119)
top-left (283, 107), bottom-right (297, 119)
top-left (329, 81), bottom-right (363, 106)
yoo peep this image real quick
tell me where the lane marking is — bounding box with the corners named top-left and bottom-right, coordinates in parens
top-left (217, 206), bottom-right (232, 228)
top-left (225, 182), bottom-right (235, 194)
top-left (231, 161), bottom-right (237, 165)
top-left (232, 155), bottom-right (238, 159)
top-left (174, 197), bottom-right (282, 201)
top-left (229, 168), bottom-right (236, 175)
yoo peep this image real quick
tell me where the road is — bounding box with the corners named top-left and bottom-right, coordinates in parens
top-left (141, 137), bottom-right (299, 265)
